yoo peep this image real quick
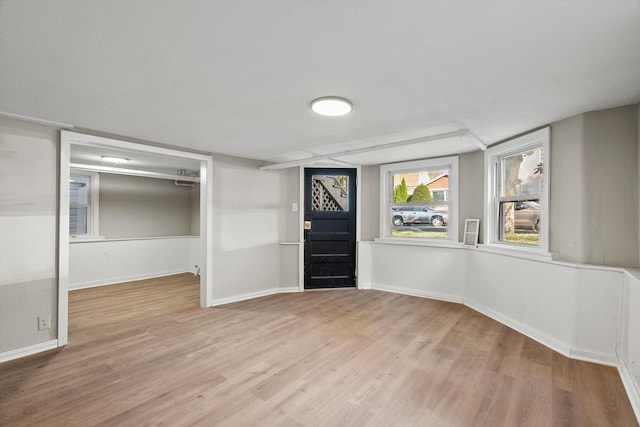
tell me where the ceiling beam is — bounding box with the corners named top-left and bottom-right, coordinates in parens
top-left (70, 163), bottom-right (200, 182)
top-left (0, 111), bottom-right (74, 129)
top-left (259, 129), bottom-right (471, 171)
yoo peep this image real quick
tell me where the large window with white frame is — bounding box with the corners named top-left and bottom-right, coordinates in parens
top-left (69, 170), bottom-right (100, 238)
top-left (380, 156), bottom-right (458, 241)
top-left (485, 127), bottom-right (550, 252)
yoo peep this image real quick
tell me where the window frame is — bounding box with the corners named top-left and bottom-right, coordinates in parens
top-left (484, 127), bottom-right (550, 253)
top-left (380, 156), bottom-right (459, 243)
top-left (69, 170), bottom-right (100, 239)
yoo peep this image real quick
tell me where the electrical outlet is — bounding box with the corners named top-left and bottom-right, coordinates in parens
top-left (38, 315), bottom-right (50, 330)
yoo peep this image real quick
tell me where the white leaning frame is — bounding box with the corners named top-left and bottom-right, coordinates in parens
top-left (463, 219), bottom-right (480, 247)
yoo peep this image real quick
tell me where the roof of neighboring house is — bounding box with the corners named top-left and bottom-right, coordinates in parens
top-left (427, 173), bottom-right (449, 190)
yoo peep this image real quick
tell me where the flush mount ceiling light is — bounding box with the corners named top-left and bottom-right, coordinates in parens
top-left (311, 96), bottom-right (353, 117)
top-left (101, 156), bottom-right (129, 164)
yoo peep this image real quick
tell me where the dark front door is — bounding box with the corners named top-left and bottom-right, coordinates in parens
top-left (304, 168), bottom-right (357, 289)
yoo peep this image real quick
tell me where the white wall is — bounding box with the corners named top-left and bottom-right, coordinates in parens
top-left (582, 105), bottom-right (638, 267)
top-left (622, 272), bottom-right (640, 417)
top-left (359, 242), bottom-right (639, 416)
top-left (190, 183), bottom-right (200, 236)
top-left (210, 155), bottom-right (284, 301)
top-left (69, 237), bottom-right (199, 289)
top-left (360, 165), bottom-right (380, 241)
top-left (550, 114), bottom-right (585, 263)
top-left (367, 242), bottom-right (466, 302)
top-left (458, 150), bottom-right (484, 243)
top-left (99, 173), bottom-right (195, 238)
top-left (362, 243), bottom-right (624, 365)
top-left (0, 117), bottom-right (58, 354)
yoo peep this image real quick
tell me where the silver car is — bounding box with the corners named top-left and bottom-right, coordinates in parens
top-left (514, 201), bottom-right (540, 231)
top-left (392, 206), bottom-right (448, 227)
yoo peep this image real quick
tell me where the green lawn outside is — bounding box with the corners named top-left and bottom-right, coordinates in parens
top-left (389, 230), bottom-right (539, 245)
top-left (391, 230), bottom-right (448, 239)
top-left (503, 233), bottom-right (539, 245)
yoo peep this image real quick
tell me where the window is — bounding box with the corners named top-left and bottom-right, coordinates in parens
top-left (380, 156), bottom-right (458, 241)
top-left (311, 174), bottom-right (349, 211)
top-left (485, 128), bottom-right (549, 252)
top-left (69, 171), bottom-right (100, 238)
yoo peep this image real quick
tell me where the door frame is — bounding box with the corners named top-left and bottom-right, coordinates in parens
top-left (298, 165), bottom-right (361, 292)
top-left (58, 130), bottom-right (214, 347)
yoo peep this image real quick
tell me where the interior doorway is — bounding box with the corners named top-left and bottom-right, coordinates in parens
top-left (57, 131), bottom-right (213, 347)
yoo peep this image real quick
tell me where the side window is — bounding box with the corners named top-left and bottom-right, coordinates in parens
top-left (381, 156), bottom-right (458, 241)
top-left (485, 128), bottom-right (549, 251)
top-left (69, 171), bottom-right (100, 238)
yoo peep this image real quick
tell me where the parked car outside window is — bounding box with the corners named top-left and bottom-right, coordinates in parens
top-left (392, 206), bottom-right (447, 227)
top-left (514, 201), bottom-right (540, 231)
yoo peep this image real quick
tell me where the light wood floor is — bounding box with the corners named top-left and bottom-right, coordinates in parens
top-left (0, 274), bottom-right (637, 427)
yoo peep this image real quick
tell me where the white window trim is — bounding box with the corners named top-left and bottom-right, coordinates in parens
top-left (484, 127), bottom-right (550, 253)
top-left (69, 169), bottom-right (101, 240)
top-left (379, 156), bottom-right (459, 243)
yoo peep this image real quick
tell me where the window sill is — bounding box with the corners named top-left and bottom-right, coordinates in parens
top-left (374, 237), bottom-right (465, 249)
top-left (70, 235), bottom-right (105, 242)
top-left (372, 239), bottom-right (558, 262)
top-left (70, 235), bottom-right (199, 243)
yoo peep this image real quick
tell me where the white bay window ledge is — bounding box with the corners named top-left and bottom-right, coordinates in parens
top-left (471, 243), bottom-right (557, 262)
top-left (373, 237), bottom-right (465, 249)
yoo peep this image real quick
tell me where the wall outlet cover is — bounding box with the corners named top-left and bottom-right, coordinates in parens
top-left (38, 315), bottom-right (50, 330)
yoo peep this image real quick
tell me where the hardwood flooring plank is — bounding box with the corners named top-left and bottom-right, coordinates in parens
top-left (0, 273), bottom-right (637, 427)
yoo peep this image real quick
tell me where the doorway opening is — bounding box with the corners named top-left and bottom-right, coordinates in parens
top-left (58, 131), bottom-right (213, 347)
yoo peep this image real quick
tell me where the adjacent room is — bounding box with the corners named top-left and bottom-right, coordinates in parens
top-left (1, 1), bottom-right (639, 426)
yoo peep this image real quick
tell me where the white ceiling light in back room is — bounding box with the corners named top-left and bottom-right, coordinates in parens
top-left (311, 96), bottom-right (353, 117)
top-left (101, 156), bottom-right (129, 164)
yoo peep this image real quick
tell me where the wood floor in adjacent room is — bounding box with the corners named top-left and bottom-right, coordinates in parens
top-left (0, 274), bottom-right (637, 427)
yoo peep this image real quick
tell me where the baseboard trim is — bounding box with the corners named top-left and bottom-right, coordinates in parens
top-left (0, 339), bottom-right (59, 364)
top-left (463, 297), bottom-right (573, 358)
top-left (371, 283), bottom-right (463, 304)
top-left (568, 348), bottom-right (619, 367)
top-left (69, 269), bottom-right (191, 290)
top-left (210, 287), bottom-right (301, 307)
top-left (619, 358), bottom-right (640, 422)
top-left (278, 287), bottom-right (300, 293)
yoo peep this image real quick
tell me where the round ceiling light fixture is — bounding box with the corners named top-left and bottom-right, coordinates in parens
top-left (311, 96), bottom-right (353, 117)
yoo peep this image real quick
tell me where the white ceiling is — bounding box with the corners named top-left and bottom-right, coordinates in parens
top-left (1, 1), bottom-right (639, 166)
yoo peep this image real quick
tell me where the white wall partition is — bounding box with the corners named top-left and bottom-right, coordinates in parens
top-left (621, 271), bottom-right (640, 418)
top-left (69, 237), bottom-right (199, 290)
top-left (210, 155), bottom-right (284, 304)
top-left (357, 240), bottom-right (640, 419)
top-left (465, 250), bottom-right (622, 364)
top-left (362, 242), bottom-right (624, 363)
top-left (366, 242), bottom-right (466, 302)
top-left (0, 117), bottom-right (59, 360)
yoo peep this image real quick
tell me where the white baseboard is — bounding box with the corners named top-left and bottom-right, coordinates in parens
top-left (278, 287), bottom-right (301, 293)
top-left (371, 283), bottom-right (463, 304)
top-left (464, 298), bottom-right (619, 367)
top-left (210, 287), bottom-right (300, 307)
top-left (619, 358), bottom-right (640, 423)
top-left (0, 339), bottom-right (59, 364)
top-left (569, 348), bottom-right (619, 367)
top-left (69, 269), bottom-right (191, 290)
top-left (464, 297), bottom-right (573, 358)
